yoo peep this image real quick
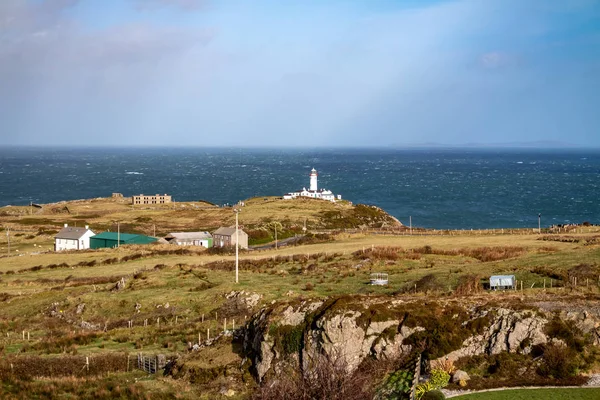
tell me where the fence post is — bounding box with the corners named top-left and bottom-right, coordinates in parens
top-left (410, 353), bottom-right (422, 400)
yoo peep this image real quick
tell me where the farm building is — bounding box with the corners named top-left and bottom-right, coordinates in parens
top-left (132, 194), bottom-right (172, 205)
top-left (54, 224), bottom-right (95, 251)
top-left (490, 275), bottom-right (516, 290)
top-left (90, 232), bottom-right (157, 249)
top-left (213, 227), bottom-right (248, 249)
top-left (164, 232), bottom-right (213, 247)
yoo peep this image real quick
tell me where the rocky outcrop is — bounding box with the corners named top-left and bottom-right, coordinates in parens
top-left (441, 308), bottom-right (548, 362)
top-left (244, 298), bottom-right (425, 380)
top-left (243, 297), bottom-right (600, 382)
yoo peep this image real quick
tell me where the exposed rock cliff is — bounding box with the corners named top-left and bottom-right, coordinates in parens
top-left (243, 296), bottom-right (600, 382)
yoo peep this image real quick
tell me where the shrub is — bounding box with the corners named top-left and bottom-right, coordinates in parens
top-left (303, 282), bottom-right (315, 291)
top-left (376, 369), bottom-right (413, 399)
top-left (454, 275), bottom-right (482, 295)
top-left (421, 390), bottom-right (445, 400)
top-left (537, 344), bottom-right (579, 379)
top-left (428, 369), bottom-right (450, 390)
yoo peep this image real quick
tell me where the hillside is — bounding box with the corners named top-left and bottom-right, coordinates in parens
top-left (1, 198), bottom-right (600, 398)
top-left (0, 196), bottom-right (401, 252)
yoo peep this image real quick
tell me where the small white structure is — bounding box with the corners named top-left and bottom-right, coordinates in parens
top-left (283, 168), bottom-right (342, 202)
top-left (370, 273), bottom-right (389, 286)
top-left (490, 275), bottom-right (516, 290)
top-left (54, 224), bottom-right (95, 251)
top-left (164, 232), bottom-right (213, 247)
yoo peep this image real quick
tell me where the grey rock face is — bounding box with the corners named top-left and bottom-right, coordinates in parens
top-left (440, 308), bottom-right (548, 362)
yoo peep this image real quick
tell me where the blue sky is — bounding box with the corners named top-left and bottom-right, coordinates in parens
top-left (1, 0), bottom-right (599, 147)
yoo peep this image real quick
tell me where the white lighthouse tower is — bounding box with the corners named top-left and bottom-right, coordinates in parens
top-left (309, 168), bottom-right (318, 191)
top-left (282, 168), bottom-right (341, 202)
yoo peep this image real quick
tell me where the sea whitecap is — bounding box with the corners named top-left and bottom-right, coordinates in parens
top-left (126, 171), bottom-right (144, 175)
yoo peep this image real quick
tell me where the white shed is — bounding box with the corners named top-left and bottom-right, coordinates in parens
top-left (490, 275), bottom-right (516, 290)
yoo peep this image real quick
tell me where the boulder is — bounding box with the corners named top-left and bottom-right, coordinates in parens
top-left (452, 370), bottom-right (470, 383)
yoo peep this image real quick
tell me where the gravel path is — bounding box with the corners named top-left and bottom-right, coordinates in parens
top-left (442, 374), bottom-right (600, 398)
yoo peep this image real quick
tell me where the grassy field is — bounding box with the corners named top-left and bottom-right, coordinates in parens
top-left (455, 388), bottom-right (600, 399)
top-left (1, 197), bottom-right (600, 398)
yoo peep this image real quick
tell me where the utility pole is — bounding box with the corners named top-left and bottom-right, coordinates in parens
top-left (234, 207), bottom-right (240, 284)
top-left (538, 213), bottom-right (541, 233)
top-left (6, 227), bottom-right (9, 256)
top-left (275, 224), bottom-right (278, 250)
top-left (409, 216), bottom-right (412, 235)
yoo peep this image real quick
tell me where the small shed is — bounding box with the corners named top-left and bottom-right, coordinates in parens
top-left (164, 232), bottom-right (213, 247)
top-left (90, 232), bottom-right (157, 249)
top-left (370, 273), bottom-right (389, 286)
top-left (490, 275), bottom-right (516, 290)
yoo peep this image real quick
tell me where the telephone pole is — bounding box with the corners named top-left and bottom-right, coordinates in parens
top-left (234, 207), bottom-right (240, 284)
top-left (6, 227), bottom-right (10, 256)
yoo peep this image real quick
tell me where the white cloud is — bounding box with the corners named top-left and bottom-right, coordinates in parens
top-left (479, 51), bottom-right (518, 69)
top-left (132, 0), bottom-right (209, 12)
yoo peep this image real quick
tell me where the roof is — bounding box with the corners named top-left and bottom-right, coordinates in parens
top-left (213, 227), bottom-right (245, 236)
top-left (165, 232), bottom-right (212, 240)
top-left (490, 275), bottom-right (515, 285)
top-left (55, 226), bottom-right (93, 240)
top-left (90, 232), bottom-right (157, 244)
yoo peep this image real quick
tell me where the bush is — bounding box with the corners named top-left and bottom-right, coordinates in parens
top-left (376, 369), bottom-right (413, 399)
top-left (429, 369), bottom-right (450, 389)
top-left (538, 344), bottom-right (579, 379)
top-left (421, 390), bottom-right (445, 400)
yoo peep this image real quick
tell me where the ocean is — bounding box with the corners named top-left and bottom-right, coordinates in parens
top-left (0, 147), bottom-right (598, 229)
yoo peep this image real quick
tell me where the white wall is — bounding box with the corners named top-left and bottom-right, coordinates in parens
top-left (55, 229), bottom-right (95, 251)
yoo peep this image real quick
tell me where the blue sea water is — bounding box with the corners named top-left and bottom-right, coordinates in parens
top-left (0, 147), bottom-right (598, 229)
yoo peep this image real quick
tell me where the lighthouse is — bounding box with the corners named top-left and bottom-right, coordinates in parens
top-left (282, 168), bottom-right (341, 202)
top-left (310, 168), bottom-right (318, 191)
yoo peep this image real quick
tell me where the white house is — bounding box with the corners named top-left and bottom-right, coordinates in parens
top-left (54, 224), bottom-right (95, 251)
top-left (164, 232), bottom-right (213, 247)
top-left (283, 168), bottom-right (342, 202)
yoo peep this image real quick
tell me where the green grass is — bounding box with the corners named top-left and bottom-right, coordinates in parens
top-left (455, 388), bottom-right (600, 399)
top-left (2, 197), bottom-right (600, 398)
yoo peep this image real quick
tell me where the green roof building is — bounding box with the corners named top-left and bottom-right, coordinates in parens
top-left (90, 232), bottom-right (157, 249)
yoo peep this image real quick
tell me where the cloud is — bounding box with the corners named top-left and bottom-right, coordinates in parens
top-left (132, 0), bottom-right (209, 11)
top-left (479, 51), bottom-right (518, 69)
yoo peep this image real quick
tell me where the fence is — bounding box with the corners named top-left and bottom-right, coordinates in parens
top-left (137, 353), bottom-right (167, 374)
top-left (409, 353), bottom-right (422, 400)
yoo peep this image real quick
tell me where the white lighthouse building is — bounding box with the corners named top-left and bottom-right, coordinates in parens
top-left (310, 168), bottom-right (318, 191)
top-left (283, 168), bottom-right (342, 202)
